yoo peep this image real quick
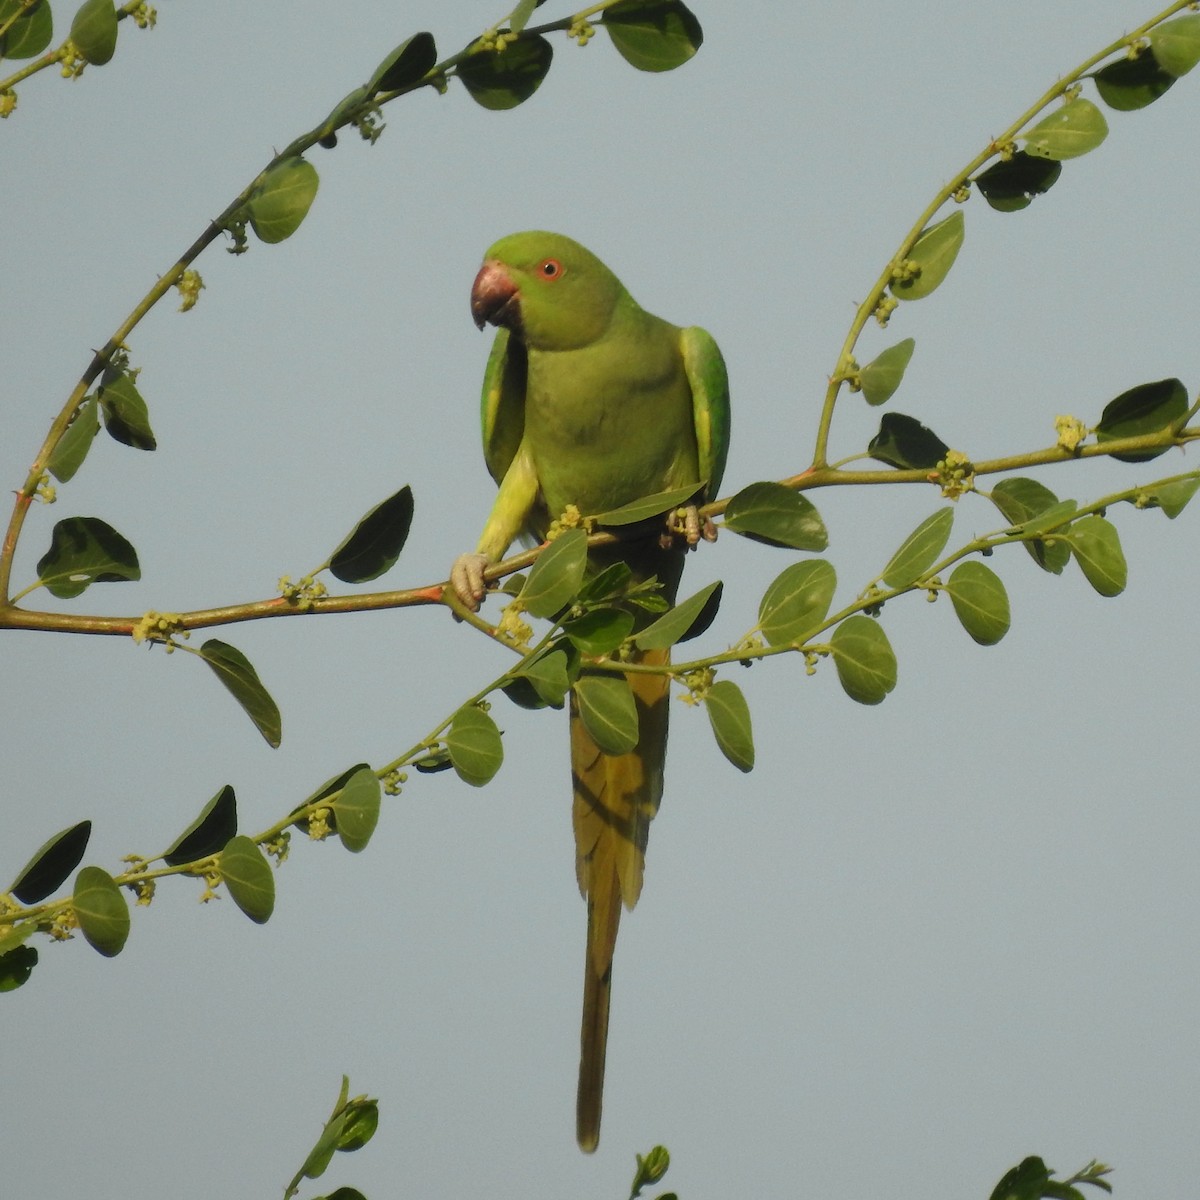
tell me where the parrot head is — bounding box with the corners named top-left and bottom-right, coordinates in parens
top-left (471, 230), bottom-right (625, 351)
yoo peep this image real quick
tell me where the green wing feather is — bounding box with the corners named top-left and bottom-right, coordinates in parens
top-left (480, 326), bottom-right (528, 487)
top-left (681, 325), bottom-right (730, 500)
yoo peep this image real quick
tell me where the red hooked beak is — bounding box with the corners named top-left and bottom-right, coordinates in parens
top-left (470, 260), bottom-right (521, 331)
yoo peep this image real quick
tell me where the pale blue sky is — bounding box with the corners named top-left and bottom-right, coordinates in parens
top-left (3, 3), bottom-right (1198, 1197)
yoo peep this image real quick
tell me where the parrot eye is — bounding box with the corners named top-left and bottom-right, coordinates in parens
top-left (538, 258), bottom-right (563, 280)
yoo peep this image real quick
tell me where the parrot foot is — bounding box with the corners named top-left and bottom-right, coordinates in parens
top-left (450, 553), bottom-right (490, 611)
top-left (661, 504), bottom-right (717, 550)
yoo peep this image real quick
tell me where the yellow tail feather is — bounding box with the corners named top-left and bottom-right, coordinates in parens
top-left (571, 648), bottom-right (671, 1152)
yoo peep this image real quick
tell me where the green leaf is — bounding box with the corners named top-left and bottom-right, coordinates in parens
top-left (70, 0), bottom-right (117, 65)
top-left (975, 151), bottom-right (1063, 212)
top-left (1095, 377), bottom-right (1186, 463)
top-left (704, 679), bottom-right (754, 772)
top-left (317, 85), bottom-right (372, 146)
top-left (199, 639), bottom-right (283, 748)
top-left (989, 1156), bottom-right (1056, 1200)
top-left (603, 0), bottom-right (703, 73)
top-left (576, 561), bottom-right (633, 604)
top-left (334, 1100), bottom-right (379, 1152)
top-left (868, 412), bottom-right (949, 470)
top-left (989, 476), bottom-right (1071, 573)
top-left (36, 516), bottom-right (140, 599)
top-left (163, 785), bottom-right (237, 866)
top-left (830, 616), bottom-right (897, 706)
top-left (368, 31), bottom-right (437, 94)
top-left (890, 210), bottom-right (964, 301)
top-left (1066, 515), bottom-right (1127, 597)
top-left (881, 508), bottom-right (953, 588)
top-left (1022, 98), bottom-right (1108, 159)
top-left (332, 766), bottom-right (381, 853)
top-left (220, 835), bottom-right (275, 924)
top-left (458, 34), bottom-right (553, 110)
top-left (0, 945), bottom-right (38, 993)
top-left (246, 157), bottom-right (320, 245)
top-left (446, 705), bottom-right (503, 787)
top-left (758, 559), bottom-right (836, 647)
top-left (9, 820), bottom-right (92, 904)
top-left (859, 338), bottom-right (915, 406)
top-left (0, 0), bottom-right (53, 63)
top-left (73, 865), bottom-right (130, 956)
top-left (1135, 475), bottom-right (1200, 518)
top-left (519, 528), bottom-right (587, 618)
top-left (47, 397), bottom-right (100, 483)
top-left (98, 369), bottom-right (156, 450)
top-left (1020, 498), bottom-right (1079, 535)
top-left (508, 0), bottom-right (538, 34)
top-left (573, 674), bottom-right (639, 756)
top-left (1094, 52), bottom-right (1176, 111)
top-left (635, 580), bottom-right (723, 650)
top-left (594, 483), bottom-right (701, 525)
top-left (291, 763), bottom-right (368, 835)
top-left (1149, 13), bottom-right (1200, 77)
top-left (328, 485), bottom-right (414, 583)
top-left (563, 607), bottom-right (635, 656)
top-left (723, 481), bottom-right (828, 550)
top-left (507, 646), bottom-right (571, 708)
top-left (325, 1189), bottom-right (368, 1200)
top-left (945, 561), bottom-right (1010, 646)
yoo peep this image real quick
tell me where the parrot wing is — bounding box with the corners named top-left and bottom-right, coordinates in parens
top-left (681, 325), bottom-right (731, 501)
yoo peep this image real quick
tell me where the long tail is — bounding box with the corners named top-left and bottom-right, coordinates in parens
top-left (571, 647), bottom-right (671, 1152)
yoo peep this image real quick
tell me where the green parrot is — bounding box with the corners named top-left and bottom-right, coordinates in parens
top-left (451, 230), bottom-right (730, 1152)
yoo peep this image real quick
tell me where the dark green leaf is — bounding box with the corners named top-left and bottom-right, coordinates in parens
top-left (758, 559), bottom-right (836, 647)
top-left (10, 820), bottom-right (92, 904)
top-left (830, 616), bottom-right (897, 706)
top-left (70, 0), bottom-right (117, 65)
top-left (519, 527), bottom-right (587, 618)
top-left (73, 865), bottom-right (130, 956)
top-left (859, 338), bottom-right (915, 406)
top-left (220, 835), bottom-right (275, 924)
top-left (868, 412), bottom-right (949, 470)
top-left (507, 646), bottom-right (571, 708)
top-left (880, 508), bottom-right (953, 588)
top-left (1066, 515), bottom-right (1127, 597)
top-left (1135, 475), bottom-right (1200, 518)
top-left (446, 705), bottom-right (503, 787)
top-left (458, 34), bottom-right (553, 110)
top-left (989, 477), bottom-right (1071, 573)
top-left (1022, 98), bottom-right (1108, 159)
top-left (332, 767), bottom-right (381, 853)
top-left (0, 945), bottom-right (38, 993)
top-left (291, 763), bottom-right (365, 834)
top-left (334, 1100), bottom-right (379, 1151)
top-left (325, 1189), bottom-right (368, 1200)
top-left (890, 210), bottom-right (964, 301)
top-left (603, 0), bottom-right (703, 72)
top-left (1149, 14), bottom-right (1200, 77)
top-left (36, 516), bottom-right (140, 599)
top-left (573, 674), bottom-right (639, 755)
top-left (47, 397), bottom-right (100, 483)
top-left (368, 31), bottom-right (437, 94)
top-left (1094, 52), bottom-right (1175, 111)
top-left (635, 580), bottom-right (723, 650)
top-left (199, 639), bottom-right (282, 748)
top-left (989, 1156), bottom-right (1054, 1200)
top-left (246, 157), bottom-right (320, 244)
top-left (975, 151), bottom-right (1063, 212)
top-left (563, 607), bottom-right (635, 656)
top-left (576, 561), bottom-right (634, 604)
top-left (98, 370), bottom-right (156, 450)
top-left (412, 748), bottom-right (453, 774)
top-left (723, 481), bottom-right (828, 550)
top-left (594, 483), bottom-right (701, 526)
top-left (1095, 377), bottom-right (1186, 463)
top-left (704, 679), bottom-right (754, 772)
top-left (329, 485), bottom-right (414, 583)
top-left (945, 561), bottom-right (1010, 645)
top-left (0, 0), bottom-right (53, 60)
top-left (163, 786), bottom-right (237, 866)
top-left (318, 85), bottom-right (371, 146)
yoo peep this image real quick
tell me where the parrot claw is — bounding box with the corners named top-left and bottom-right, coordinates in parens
top-left (450, 552), bottom-right (490, 611)
top-left (661, 504), bottom-right (716, 550)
